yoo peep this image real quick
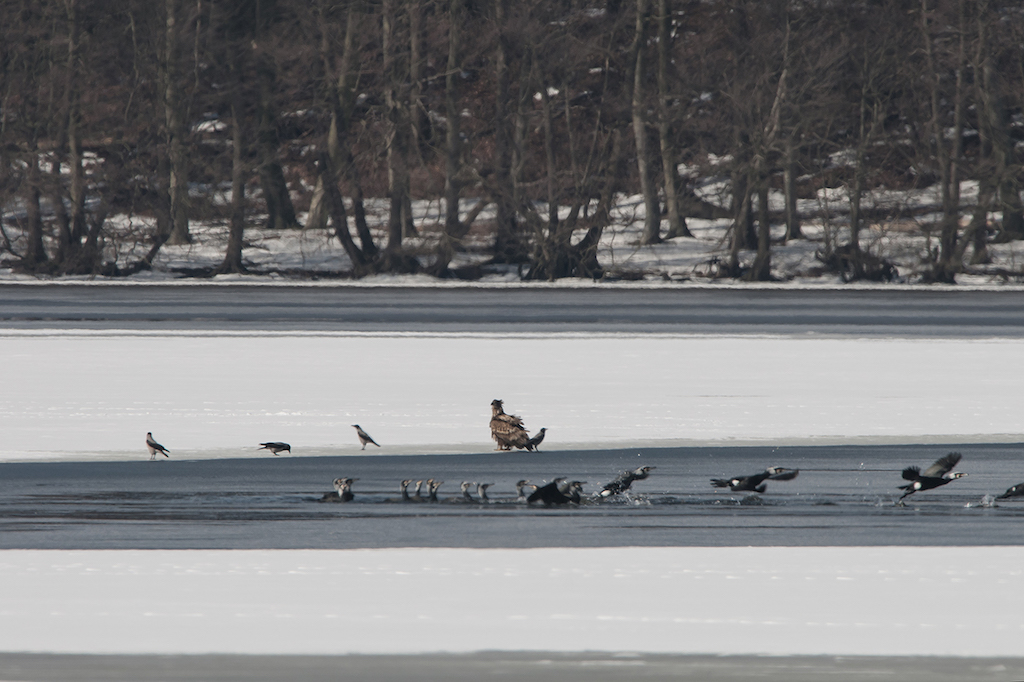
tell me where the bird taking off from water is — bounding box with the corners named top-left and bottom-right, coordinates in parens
top-left (898, 452), bottom-right (966, 504)
top-left (146, 432), bottom-right (169, 461)
top-left (489, 399), bottom-right (531, 450)
top-left (710, 466), bottom-right (798, 493)
top-left (258, 442), bottom-right (291, 455)
top-left (528, 478), bottom-right (570, 505)
top-left (352, 425), bottom-right (379, 450)
top-left (997, 482), bottom-right (1024, 500)
top-left (524, 427), bottom-right (547, 452)
top-left (599, 465), bottom-right (655, 497)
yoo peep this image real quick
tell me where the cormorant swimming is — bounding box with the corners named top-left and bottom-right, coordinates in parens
top-left (599, 465), bottom-right (655, 497)
top-left (146, 432), bottom-right (169, 461)
top-left (897, 452), bottom-right (967, 503)
top-left (528, 478), bottom-right (571, 505)
top-left (516, 480), bottom-right (537, 501)
top-left (400, 479), bottom-right (414, 502)
top-left (477, 482), bottom-right (494, 502)
top-left (352, 425), bottom-right (379, 450)
top-left (710, 466), bottom-right (799, 493)
top-left (428, 479), bottom-right (444, 502)
top-left (258, 442), bottom-right (291, 455)
top-left (320, 477), bottom-right (356, 502)
top-left (460, 481), bottom-right (474, 502)
top-left (411, 480), bottom-right (425, 502)
top-left (997, 482), bottom-right (1024, 500)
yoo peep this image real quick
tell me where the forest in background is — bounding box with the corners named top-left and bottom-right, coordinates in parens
top-left (2, 0), bottom-right (1024, 283)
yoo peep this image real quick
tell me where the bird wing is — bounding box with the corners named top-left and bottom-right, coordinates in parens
top-left (710, 478), bottom-right (732, 488)
top-left (767, 468), bottom-right (799, 481)
top-left (901, 466), bottom-right (921, 481)
top-left (922, 452), bottom-right (961, 478)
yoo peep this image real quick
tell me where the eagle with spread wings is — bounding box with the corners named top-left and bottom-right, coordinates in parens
top-left (489, 399), bottom-right (531, 451)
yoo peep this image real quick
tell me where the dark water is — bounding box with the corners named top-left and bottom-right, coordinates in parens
top-left (3, 443), bottom-right (1024, 549)
top-left (2, 652), bottom-right (1022, 682)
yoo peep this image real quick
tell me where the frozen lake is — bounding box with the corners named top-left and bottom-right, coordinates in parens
top-left (3, 286), bottom-right (1024, 668)
top-left (2, 445), bottom-right (1023, 549)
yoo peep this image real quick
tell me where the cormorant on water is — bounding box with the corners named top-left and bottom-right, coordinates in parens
top-left (146, 432), bottom-right (169, 461)
top-left (559, 480), bottom-right (586, 504)
top-left (515, 480), bottom-right (537, 501)
top-left (400, 479), bottom-right (414, 502)
top-left (710, 466), bottom-right (799, 493)
top-left (258, 442), bottom-right (291, 455)
top-left (411, 480), bottom-right (425, 502)
top-left (897, 452), bottom-right (967, 503)
top-left (320, 477), bottom-right (356, 502)
top-left (524, 428), bottom-right (547, 452)
top-left (997, 482), bottom-right (1024, 500)
top-left (599, 465), bottom-right (655, 497)
top-left (428, 479), bottom-right (444, 502)
top-left (460, 481), bottom-right (474, 502)
top-left (528, 478), bottom-right (571, 505)
top-left (477, 482), bottom-right (494, 502)
top-left (352, 425), bottom-right (379, 450)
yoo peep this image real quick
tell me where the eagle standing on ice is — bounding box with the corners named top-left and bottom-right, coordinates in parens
top-left (489, 399), bottom-right (531, 451)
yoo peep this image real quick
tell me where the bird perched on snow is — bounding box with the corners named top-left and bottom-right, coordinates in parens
top-left (258, 442), bottom-right (291, 455)
top-left (352, 425), bottom-right (379, 450)
top-left (997, 482), bottom-right (1024, 500)
top-left (710, 466), bottom-right (798, 493)
top-left (524, 428), bottom-right (547, 452)
top-left (898, 452), bottom-right (966, 503)
top-left (145, 432), bottom-right (169, 461)
top-left (489, 399), bottom-right (531, 450)
top-left (599, 465), bottom-right (655, 497)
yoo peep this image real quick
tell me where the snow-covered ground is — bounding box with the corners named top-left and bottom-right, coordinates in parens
top-left (2, 331), bottom-right (1023, 461)
top-left (2, 547), bottom-right (1022, 657)
top-left (6, 186), bottom-right (1024, 287)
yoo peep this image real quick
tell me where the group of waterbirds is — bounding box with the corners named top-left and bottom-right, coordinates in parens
top-left (318, 465), bottom-right (657, 505)
top-left (145, 399), bottom-right (1024, 508)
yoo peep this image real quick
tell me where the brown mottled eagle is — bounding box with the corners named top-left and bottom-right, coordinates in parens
top-left (490, 399), bottom-right (531, 451)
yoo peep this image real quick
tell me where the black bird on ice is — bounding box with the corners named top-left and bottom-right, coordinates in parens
top-left (897, 452), bottom-right (967, 503)
top-left (146, 432), bottom-right (169, 461)
top-left (352, 425), bottom-right (379, 450)
top-left (259, 442), bottom-right (291, 455)
top-left (710, 466), bottom-right (799, 493)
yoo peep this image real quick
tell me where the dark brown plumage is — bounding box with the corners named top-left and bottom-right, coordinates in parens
top-left (490, 399), bottom-right (531, 451)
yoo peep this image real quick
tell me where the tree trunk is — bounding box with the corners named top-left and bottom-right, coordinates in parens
top-left (656, 0), bottom-right (691, 239)
top-left (782, 137), bottom-right (801, 240)
top-left (220, 95), bottom-right (247, 274)
top-left (164, 0), bottom-right (191, 245)
top-left (633, 0), bottom-right (661, 245)
top-left (491, 0), bottom-right (522, 262)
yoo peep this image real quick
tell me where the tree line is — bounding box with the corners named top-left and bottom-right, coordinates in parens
top-left (1, 0), bottom-right (1023, 282)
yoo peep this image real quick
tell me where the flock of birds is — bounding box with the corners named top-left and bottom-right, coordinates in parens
top-left (144, 400), bottom-right (1024, 507)
top-left (319, 465), bottom-right (657, 506)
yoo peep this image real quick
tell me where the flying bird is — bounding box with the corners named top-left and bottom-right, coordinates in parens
top-left (710, 466), bottom-right (799, 493)
top-left (600, 465), bottom-right (656, 497)
top-left (146, 432), bottom-right (169, 461)
top-left (524, 427), bottom-right (547, 452)
top-left (898, 452), bottom-right (966, 503)
top-left (258, 442), bottom-right (291, 455)
top-left (352, 425), bottom-right (379, 450)
top-left (489, 399), bottom-right (531, 451)
top-left (997, 482), bottom-right (1024, 500)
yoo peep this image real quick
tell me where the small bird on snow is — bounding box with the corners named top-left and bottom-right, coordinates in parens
top-left (146, 432), bottom-right (169, 461)
top-left (258, 442), bottom-right (291, 455)
top-left (352, 425), bottom-right (379, 450)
